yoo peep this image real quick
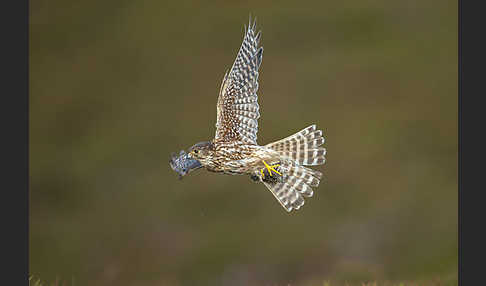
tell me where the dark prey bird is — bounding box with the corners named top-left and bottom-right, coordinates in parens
top-left (170, 17), bottom-right (327, 212)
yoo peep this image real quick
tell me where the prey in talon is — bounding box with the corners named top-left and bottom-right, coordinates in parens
top-left (169, 17), bottom-right (327, 212)
top-left (169, 150), bottom-right (202, 179)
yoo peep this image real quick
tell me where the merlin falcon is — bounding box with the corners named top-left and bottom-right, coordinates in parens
top-left (170, 17), bottom-right (327, 212)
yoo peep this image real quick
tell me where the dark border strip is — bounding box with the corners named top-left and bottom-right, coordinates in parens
top-left (0, 0), bottom-right (29, 285)
top-left (459, 0), bottom-right (485, 284)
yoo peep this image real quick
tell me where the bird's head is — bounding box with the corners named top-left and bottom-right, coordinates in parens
top-left (187, 141), bottom-right (215, 163)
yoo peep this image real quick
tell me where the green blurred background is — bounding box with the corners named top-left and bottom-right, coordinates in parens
top-left (30, 0), bottom-right (457, 285)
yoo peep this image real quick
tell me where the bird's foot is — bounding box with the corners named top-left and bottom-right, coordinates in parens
top-left (259, 160), bottom-right (283, 183)
top-left (260, 160), bottom-right (282, 177)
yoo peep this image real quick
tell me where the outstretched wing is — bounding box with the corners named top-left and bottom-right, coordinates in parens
top-left (214, 17), bottom-right (263, 145)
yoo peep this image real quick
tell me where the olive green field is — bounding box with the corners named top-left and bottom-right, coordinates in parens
top-left (30, 0), bottom-right (457, 285)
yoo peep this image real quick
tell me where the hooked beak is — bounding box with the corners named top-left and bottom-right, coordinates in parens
top-left (169, 150), bottom-right (202, 179)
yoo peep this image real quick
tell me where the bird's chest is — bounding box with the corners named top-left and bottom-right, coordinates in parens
top-left (207, 143), bottom-right (259, 174)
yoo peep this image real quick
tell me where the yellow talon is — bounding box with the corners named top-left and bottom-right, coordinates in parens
top-left (262, 160), bottom-right (282, 177)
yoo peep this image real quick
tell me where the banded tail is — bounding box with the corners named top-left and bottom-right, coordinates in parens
top-left (263, 125), bottom-right (326, 212)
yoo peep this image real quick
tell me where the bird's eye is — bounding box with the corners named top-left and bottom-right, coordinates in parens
top-left (194, 150), bottom-right (199, 154)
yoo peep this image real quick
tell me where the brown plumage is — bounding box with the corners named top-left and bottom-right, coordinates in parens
top-left (176, 17), bottom-right (327, 212)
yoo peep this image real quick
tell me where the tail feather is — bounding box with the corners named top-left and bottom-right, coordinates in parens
top-left (265, 125), bottom-right (317, 151)
top-left (265, 124), bottom-right (326, 166)
top-left (285, 175), bottom-right (314, 197)
top-left (263, 180), bottom-right (306, 212)
top-left (261, 124), bottom-right (326, 212)
top-left (262, 165), bottom-right (318, 212)
top-left (292, 148), bottom-right (327, 166)
top-left (287, 165), bottom-right (321, 189)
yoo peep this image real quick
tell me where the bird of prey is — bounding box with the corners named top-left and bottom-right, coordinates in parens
top-left (170, 17), bottom-right (326, 212)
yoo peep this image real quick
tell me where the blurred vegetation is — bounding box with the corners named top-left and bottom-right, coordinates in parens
top-left (29, 276), bottom-right (457, 286)
top-left (30, 0), bottom-right (457, 285)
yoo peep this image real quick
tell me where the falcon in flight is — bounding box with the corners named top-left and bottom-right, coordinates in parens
top-left (170, 17), bottom-right (326, 212)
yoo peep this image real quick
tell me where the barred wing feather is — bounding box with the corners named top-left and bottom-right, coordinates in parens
top-left (214, 17), bottom-right (263, 145)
